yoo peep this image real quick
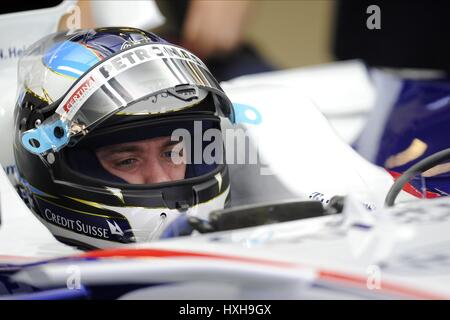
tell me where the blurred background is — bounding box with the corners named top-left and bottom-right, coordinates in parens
top-left (137, 0), bottom-right (336, 81)
top-left (244, 0), bottom-right (333, 69)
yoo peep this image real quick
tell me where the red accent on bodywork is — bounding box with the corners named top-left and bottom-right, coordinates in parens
top-left (79, 247), bottom-right (447, 299)
top-left (387, 170), bottom-right (440, 199)
top-left (79, 248), bottom-right (295, 268)
top-left (318, 270), bottom-right (444, 300)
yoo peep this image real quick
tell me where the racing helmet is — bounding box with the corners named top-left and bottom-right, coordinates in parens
top-left (13, 28), bottom-right (234, 250)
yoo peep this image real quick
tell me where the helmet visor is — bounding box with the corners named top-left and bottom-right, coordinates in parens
top-left (21, 43), bottom-right (234, 155)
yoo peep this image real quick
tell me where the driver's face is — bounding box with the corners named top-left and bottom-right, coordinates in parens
top-left (95, 136), bottom-right (186, 184)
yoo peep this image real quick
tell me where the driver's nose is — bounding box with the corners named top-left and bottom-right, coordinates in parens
top-left (142, 158), bottom-right (172, 184)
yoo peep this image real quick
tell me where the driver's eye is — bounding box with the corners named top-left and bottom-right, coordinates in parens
top-left (162, 146), bottom-right (184, 160)
top-left (115, 158), bottom-right (138, 168)
top-left (162, 150), bottom-right (182, 159)
top-left (162, 151), bottom-right (173, 158)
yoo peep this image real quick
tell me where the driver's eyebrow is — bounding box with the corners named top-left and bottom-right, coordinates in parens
top-left (162, 139), bottom-right (183, 148)
top-left (98, 145), bottom-right (142, 156)
top-left (98, 139), bottom-right (181, 156)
